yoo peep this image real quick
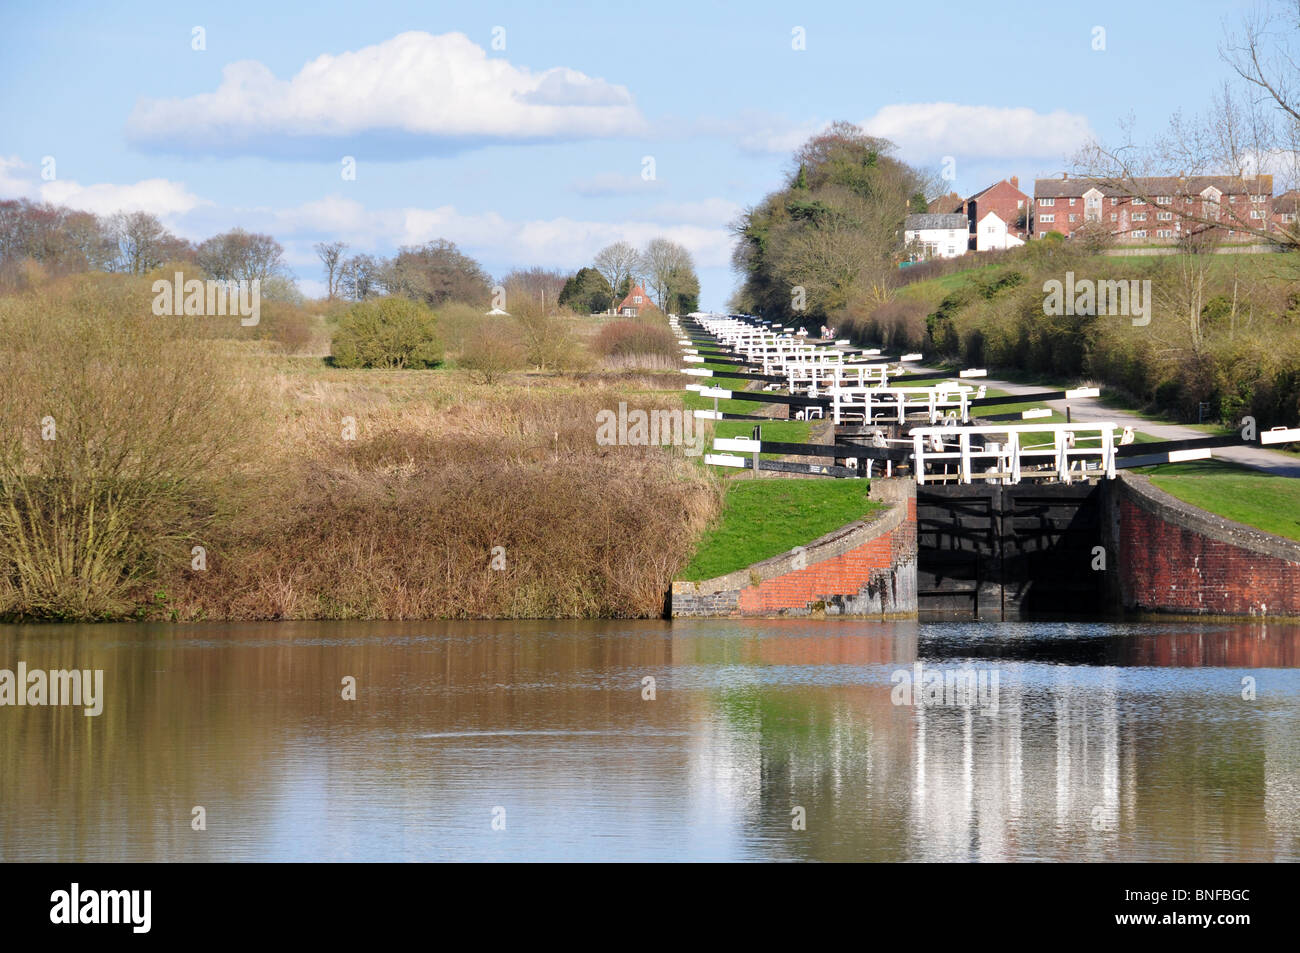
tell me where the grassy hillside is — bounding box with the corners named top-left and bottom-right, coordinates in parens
top-left (835, 244), bottom-right (1300, 436)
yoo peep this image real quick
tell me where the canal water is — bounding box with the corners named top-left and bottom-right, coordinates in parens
top-left (1, 619), bottom-right (1297, 862)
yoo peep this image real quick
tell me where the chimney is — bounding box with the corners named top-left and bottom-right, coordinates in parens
top-left (1061, 172), bottom-right (1068, 181)
top-left (1010, 175), bottom-right (1019, 190)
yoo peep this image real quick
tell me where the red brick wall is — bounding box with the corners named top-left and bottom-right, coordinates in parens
top-left (737, 498), bottom-right (916, 614)
top-left (1118, 489), bottom-right (1300, 616)
top-left (966, 180), bottom-right (1029, 239)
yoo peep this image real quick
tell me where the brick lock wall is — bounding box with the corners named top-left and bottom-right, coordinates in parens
top-left (737, 498), bottom-right (916, 616)
top-left (1116, 475), bottom-right (1300, 616)
top-left (671, 485), bottom-right (917, 619)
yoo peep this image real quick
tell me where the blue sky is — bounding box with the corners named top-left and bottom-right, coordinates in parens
top-left (0, 0), bottom-right (1255, 308)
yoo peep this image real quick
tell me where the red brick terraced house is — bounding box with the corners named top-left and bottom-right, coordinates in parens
top-left (963, 177), bottom-right (1030, 245)
top-left (1033, 173), bottom-right (1276, 244)
top-left (1270, 189), bottom-right (1300, 242)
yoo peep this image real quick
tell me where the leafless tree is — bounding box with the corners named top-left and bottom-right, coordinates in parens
top-left (314, 241), bottom-right (347, 299)
top-left (642, 238), bottom-right (694, 313)
top-left (107, 211), bottom-right (189, 274)
top-left (1074, 3), bottom-right (1300, 247)
top-left (196, 228), bottom-right (285, 282)
top-left (592, 241), bottom-right (645, 313)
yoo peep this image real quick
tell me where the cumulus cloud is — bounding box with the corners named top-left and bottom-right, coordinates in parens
top-left (126, 31), bottom-right (647, 158)
top-left (862, 103), bottom-right (1093, 160)
top-left (398, 206), bottom-right (732, 269)
top-left (0, 156), bottom-right (203, 218)
top-left (40, 178), bottom-right (205, 218)
top-left (0, 155), bottom-right (31, 199)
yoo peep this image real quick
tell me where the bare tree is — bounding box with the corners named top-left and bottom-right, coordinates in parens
top-left (107, 211), bottom-right (189, 274)
top-left (1074, 4), bottom-right (1300, 247)
top-left (642, 238), bottom-right (694, 313)
top-left (592, 241), bottom-right (644, 313)
top-left (196, 228), bottom-right (285, 282)
top-left (338, 253), bottom-right (383, 301)
top-left (314, 241), bottom-right (347, 300)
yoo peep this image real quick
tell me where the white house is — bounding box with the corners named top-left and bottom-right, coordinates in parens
top-left (904, 213), bottom-right (968, 259)
top-left (975, 211), bottom-right (1026, 252)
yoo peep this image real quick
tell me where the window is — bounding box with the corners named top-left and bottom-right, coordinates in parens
top-left (1132, 212), bottom-right (1147, 221)
top-left (1283, 212), bottom-right (1297, 223)
top-left (1156, 229), bottom-right (1174, 238)
top-left (1251, 209), bottom-right (1264, 219)
top-left (1069, 198), bottom-right (1077, 206)
top-left (1110, 212), bottom-right (1118, 222)
top-left (1132, 197), bottom-right (1145, 205)
top-left (1228, 194), bottom-right (1237, 203)
top-left (1069, 214), bottom-right (1078, 222)
top-left (1131, 229), bottom-right (1148, 238)
top-left (1039, 214), bottom-right (1055, 223)
top-left (1039, 197), bottom-right (1055, 206)
top-left (1110, 196), bottom-right (1118, 205)
top-left (633, 295), bottom-right (642, 303)
top-left (1156, 195), bottom-right (1172, 205)
top-left (1156, 210), bottom-right (1173, 220)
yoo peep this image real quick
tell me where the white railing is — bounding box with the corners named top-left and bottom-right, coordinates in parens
top-left (832, 385), bottom-right (975, 425)
top-left (909, 422), bottom-right (1119, 485)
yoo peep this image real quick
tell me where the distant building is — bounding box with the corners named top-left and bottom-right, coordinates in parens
top-left (1033, 173), bottom-right (1275, 244)
top-left (904, 213), bottom-right (969, 259)
top-left (617, 283), bottom-right (655, 316)
top-left (964, 177), bottom-right (1029, 243)
top-left (1271, 189), bottom-right (1300, 238)
top-left (974, 211), bottom-right (1025, 252)
top-left (927, 191), bottom-right (963, 215)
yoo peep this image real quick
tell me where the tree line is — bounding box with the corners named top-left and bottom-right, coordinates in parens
top-left (0, 200), bottom-right (294, 294)
top-left (1, 194), bottom-right (702, 317)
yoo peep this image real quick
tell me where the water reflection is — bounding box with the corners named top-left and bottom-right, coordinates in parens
top-left (1, 619), bottom-right (1297, 861)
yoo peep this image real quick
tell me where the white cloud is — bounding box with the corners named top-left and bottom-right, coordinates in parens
top-left (0, 156), bottom-right (203, 219)
top-left (40, 178), bottom-right (205, 218)
top-left (862, 103), bottom-right (1093, 160)
top-left (397, 206), bottom-right (732, 269)
top-left (126, 31), bottom-right (647, 157)
top-left (0, 155), bottom-right (32, 199)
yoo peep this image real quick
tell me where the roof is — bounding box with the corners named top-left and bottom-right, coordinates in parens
top-left (618, 283), bottom-right (652, 310)
top-left (1034, 174), bottom-right (1274, 199)
top-left (968, 178), bottom-right (1028, 202)
top-left (1273, 189), bottom-right (1300, 213)
top-left (927, 192), bottom-right (963, 214)
top-left (905, 213), bottom-right (968, 231)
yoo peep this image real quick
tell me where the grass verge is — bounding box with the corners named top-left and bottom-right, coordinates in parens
top-left (678, 479), bottom-right (882, 581)
top-left (1139, 460), bottom-right (1300, 542)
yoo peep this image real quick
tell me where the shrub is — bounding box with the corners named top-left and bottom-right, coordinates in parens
top-left (593, 319), bottom-right (678, 359)
top-left (509, 301), bottom-right (585, 372)
top-left (435, 301), bottom-right (486, 355)
top-left (0, 275), bottom-right (252, 619)
top-left (331, 296), bottom-right (442, 368)
top-left (458, 318), bottom-right (527, 383)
